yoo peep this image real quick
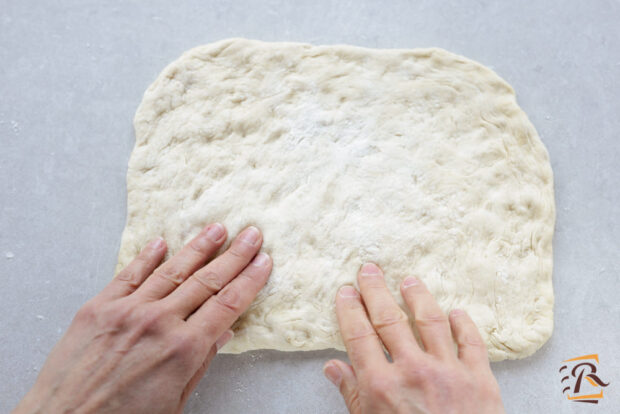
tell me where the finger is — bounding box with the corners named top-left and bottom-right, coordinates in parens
top-left (99, 237), bottom-right (167, 300)
top-left (163, 226), bottom-right (264, 318)
top-left (357, 263), bottom-right (421, 360)
top-left (136, 223), bottom-right (227, 301)
top-left (180, 330), bottom-right (234, 406)
top-left (336, 286), bottom-right (387, 372)
top-left (323, 360), bottom-right (360, 413)
top-left (187, 252), bottom-right (272, 342)
top-left (449, 309), bottom-right (490, 369)
top-left (401, 276), bottom-right (455, 360)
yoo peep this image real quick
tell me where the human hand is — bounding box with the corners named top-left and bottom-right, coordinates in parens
top-left (323, 263), bottom-right (505, 414)
top-left (14, 224), bottom-right (272, 414)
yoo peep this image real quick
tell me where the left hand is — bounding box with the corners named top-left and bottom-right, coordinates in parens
top-left (14, 223), bottom-right (272, 414)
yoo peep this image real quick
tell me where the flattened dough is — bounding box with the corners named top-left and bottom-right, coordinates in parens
top-left (118, 38), bottom-right (555, 361)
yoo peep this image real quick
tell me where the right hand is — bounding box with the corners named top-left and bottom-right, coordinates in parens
top-left (323, 263), bottom-right (505, 414)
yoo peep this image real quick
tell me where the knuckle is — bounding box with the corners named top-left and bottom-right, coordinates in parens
top-left (345, 388), bottom-right (361, 412)
top-left (373, 308), bottom-right (408, 330)
top-left (214, 286), bottom-right (242, 314)
top-left (428, 373), bottom-right (464, 397)
top-left (201, 321), bottom-right (222, 341)
top-left (134, 252), bottom-right (152, 266)
top-left (155, 266), bottom-right (185, 286)
top-left (74, 299), bottom-right (137, 333)
top-left (415, 312), bottom-right (448, 328)
top-left (229, 239), bottom-right (255, 258)
top-left (340, 295), bottom-right (363, 310)
top-left (194, 271), bottom-right (223, 294)
top-left (344, 321), bottom-right (378, 344)
top-left (99, 303), bottom-right (134, 330)
top-left (74, 301), bottom-right (98, 324)
top-left (462, 333), bottom-right (485, 348)
top-left (440, 369), bottom-right (466, 386)
top-left (403, 359), bottom-right (434, 383)
top-left (346, 346), bottom-right (372, 371)
top-left (346, 330), bottom-right (377, 344)
top-left (365, 376), bottom-right (395, 401)
top-left (167, 330), bottom-right (201, 357)
top-left (133, 305), bottom-right (168, 334)
top-left (189, 236), bottom-right (211, 254)
top-left (115, 269), bottom-right (143, 290)
top-left (227, 246), bottom-right (245, 259)
top-left (239, 268), bottom-right (267, 285)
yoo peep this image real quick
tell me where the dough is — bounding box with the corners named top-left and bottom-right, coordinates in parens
top-left (117, 38), bottom-right (555, 361)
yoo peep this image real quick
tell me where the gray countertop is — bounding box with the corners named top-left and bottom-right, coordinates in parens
top-left (1, 1), bottom-right (619, 413)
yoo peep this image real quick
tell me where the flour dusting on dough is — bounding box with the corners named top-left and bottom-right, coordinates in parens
top-left (118, 38), bottom-right (555, 361)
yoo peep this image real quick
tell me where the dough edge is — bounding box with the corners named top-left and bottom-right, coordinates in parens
top-left (118, 38), bottom-right (555, 362)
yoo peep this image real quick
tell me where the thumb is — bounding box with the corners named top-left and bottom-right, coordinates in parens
top-left (323, 359), bottom-right (360, 413)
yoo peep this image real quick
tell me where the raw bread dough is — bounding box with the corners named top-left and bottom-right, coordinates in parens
top-left (118, 38), bottom-right (555, 361)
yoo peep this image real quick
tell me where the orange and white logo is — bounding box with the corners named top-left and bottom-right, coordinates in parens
top-left (560, 354), bottom-right (610, 404)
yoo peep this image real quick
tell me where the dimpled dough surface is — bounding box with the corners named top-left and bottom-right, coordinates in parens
top-left (117, 38), bottom-right (555, 361)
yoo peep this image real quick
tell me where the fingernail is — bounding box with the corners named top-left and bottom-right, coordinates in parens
top-left (216, 329), bottom-right (234, 351)
top-left (206, 223), bottom-right (225, 242)
top-left (323, 362), bottom-right (342, 386)
top-left (360, 262), bottom-right (381, 277)
top-left (252, 252), bottom-right (270, 267)
top-left (149, 237), bottom-right (165, 250)
top-left (239, 226), bottom-right (260, 245)
top-left (338, 286), bottom-right (359, 298)
top-left (403, 276), bottom-right (419, 288)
